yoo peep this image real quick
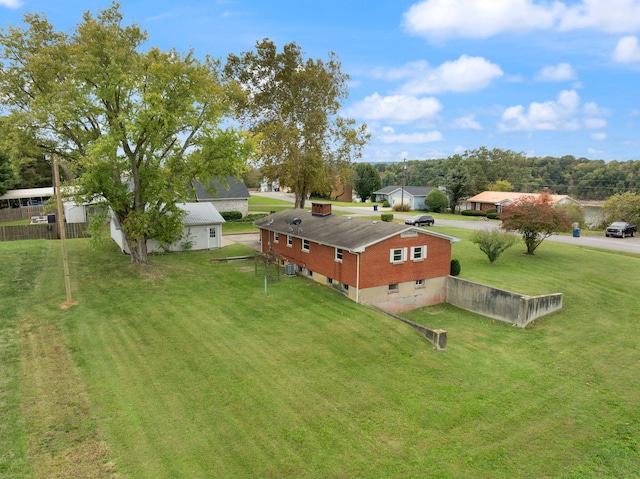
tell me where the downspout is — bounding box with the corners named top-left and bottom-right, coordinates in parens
top-left (356, 252), bottom-right (360, 304)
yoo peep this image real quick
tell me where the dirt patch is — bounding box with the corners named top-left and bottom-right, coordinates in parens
top-left (19, 318), bottom-right (120, 479)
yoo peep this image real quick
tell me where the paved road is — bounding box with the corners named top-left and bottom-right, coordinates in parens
top-left (250, 191), bottom-right (640, 255)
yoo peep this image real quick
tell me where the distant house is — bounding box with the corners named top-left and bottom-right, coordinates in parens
top-left (467, 191), bottom-right (580, 213)
top-left (372, 186), bottom-right (437, 210)
top-left (0, 187), bottom-right (53, 209)
top-left (111, 202), bottom-right (225, 254)
top-left (192, 177), bottom-right (250, 216)
top-left (254, 202), bottom-right (460, 313)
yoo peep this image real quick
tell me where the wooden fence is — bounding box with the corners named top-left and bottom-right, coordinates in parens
top-left (0, 223), bottom-right (89, 241)
top-left (0, 205), bottom-right (47, 222)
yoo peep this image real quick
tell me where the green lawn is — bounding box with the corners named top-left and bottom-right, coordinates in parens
top-left (2, 232), bottom-right (639, 478)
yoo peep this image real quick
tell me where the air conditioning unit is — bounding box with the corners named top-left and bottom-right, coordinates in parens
top-left (285, 263), bottom-right (297, 276)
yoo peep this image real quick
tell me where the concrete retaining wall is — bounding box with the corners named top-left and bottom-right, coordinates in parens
top-left (446, 276), bottom-right (562, 328)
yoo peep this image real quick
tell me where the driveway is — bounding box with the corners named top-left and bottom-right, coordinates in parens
top-left (248, 192), bottom-right (640, 255)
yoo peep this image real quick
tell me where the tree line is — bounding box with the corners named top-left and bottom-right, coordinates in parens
top-left (372, 147), bottom-right (640, 201)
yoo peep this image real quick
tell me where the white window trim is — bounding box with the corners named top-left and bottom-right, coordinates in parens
top-left (287, 235), bottom-right (293, 247)
top-left (302, 239), bottom-right (310, 252)
top-left (411, 245), bottom-right (427, 262)
top-left (390, 247), bottom-right (407, 264)
top-left (274, 232), bottom-right (279, 243)
top-left (335, 247), bottom-right (343, 262)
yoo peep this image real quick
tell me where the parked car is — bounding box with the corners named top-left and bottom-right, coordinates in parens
top-left (605, 221), bottom-right (637, 238)
top-left (405, 214), bottom-right (435, 226)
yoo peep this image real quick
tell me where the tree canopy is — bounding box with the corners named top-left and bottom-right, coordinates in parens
top-left (224, 39), bottom-right (369, 208)
top-left (500, 192), bottom-right (572, 254)
top-left (0, 151), bottom-right (17, 195)
top-left (352, 162), bottom-right (381, 202)
top-left (602, 192), bottom-right (640, 225)
top-left (0, 3), bottom-right (253, 263)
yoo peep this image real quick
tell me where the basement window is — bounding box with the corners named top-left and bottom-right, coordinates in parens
top-left (415, 279), bottom-right (425, 288)
top-left (388, 283), bottom-right (399, 293)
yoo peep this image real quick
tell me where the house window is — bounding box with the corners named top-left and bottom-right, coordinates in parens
top-left (287, 235), bottom-right (293, 247)
top-left (274, 232), bottom-right (279, 243)
top-left (342, 283), bottom-right (349, 291)
top-left (209, 228), bottom-right (216, 238)
top-left (327, 278), bottom-right (333, 284)
top-left (411, 245), bottom-right (427, 261)
top-left (335, 248), bottom-right (343, 262)
top-left (302, 239), bottom-right (310, 252)
top-left (389, 283), bottom-right (399, 293)
top-left (307, 270), bottom-right (313, 277)
top-left (415, 279), bottom-right (425, 288)
top-left (390, 247), bottom-right (406, 264)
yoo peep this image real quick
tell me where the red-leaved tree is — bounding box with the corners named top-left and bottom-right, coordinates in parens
top-left (500, 192), bottom-right (572, 254)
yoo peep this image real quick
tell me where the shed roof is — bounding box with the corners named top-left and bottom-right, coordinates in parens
top-left (0, 187), bottom-right (54, 200)
top-left (177, 202), bottom-right (225, 225)
top-left (254, 208), bottom-right (459, 253)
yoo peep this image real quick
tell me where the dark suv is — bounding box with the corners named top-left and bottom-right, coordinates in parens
top-left (405, 214), bottom-right (435, 226)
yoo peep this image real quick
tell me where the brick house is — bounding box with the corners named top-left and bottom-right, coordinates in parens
top-left (467, 191), bottom-right (580, 213)
top-left (253, 203), bottom-right (460, 313)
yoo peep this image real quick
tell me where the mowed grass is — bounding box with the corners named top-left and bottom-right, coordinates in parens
top-left (2, 231), bottom-right (640, 478)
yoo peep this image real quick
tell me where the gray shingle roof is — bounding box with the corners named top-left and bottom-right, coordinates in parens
top-left (372, 185), bottom-right (436, 197)
top-left (254, 208), bottom-right (458, 252)
top-left (192, 177), bottom-right (250, 201)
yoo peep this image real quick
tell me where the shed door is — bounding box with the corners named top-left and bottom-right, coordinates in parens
top-left (208, 227), bottom-right (218, 248)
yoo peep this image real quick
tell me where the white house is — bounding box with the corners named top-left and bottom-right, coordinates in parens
top-left (111, 202), bottom-right (225, 254)
top-left (372, 186), bottom-right (438, 210)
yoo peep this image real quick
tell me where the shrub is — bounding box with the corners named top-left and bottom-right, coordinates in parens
top-left (486, 211), bottom-right (500, 220)
top-left (425, 189), bottom-right (449, 212)
top-left (221, 211), bottom-right (243, 221)
top-left (392, 203), bottom-right (411, 212)
top-left (461, 210), bottom-right (487, 217)
top-left (382, 200), bottom-right (390, 207)
top-left (380, 213), bottom-right (394, 222)
top-left (450, 259), bottom-right (461, 276)
top-left (470, 230), bottom-right (518, 263)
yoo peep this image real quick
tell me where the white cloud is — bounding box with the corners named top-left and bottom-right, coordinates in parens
top-left (403, 0), bottom-right (640, 40)
top-left (499, 90), bottom-right (583, 131)
top-left (591, 132), bottom-right (607, 140)
top-left (403, 0), bottom-right (559, 39)
top-left (405, 56), bottom-right (503, 94)
top-left (535, 63), bottom-right (577, 82)
top-left (584, 118), bottom-right (607, 129)
top-left (613, 36), bottom-right (640, 62)
top-left (347, 93), bottom-right (442, 123)
top-left (380, 131), bottom-right (445, 144)
top-left (452, 115), bottom-right (483, 130)
top-left (0, 0), bottom-right (22, 7)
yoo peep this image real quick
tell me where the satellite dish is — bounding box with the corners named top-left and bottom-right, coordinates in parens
top-left (285, 217), bottom-right (303, 233)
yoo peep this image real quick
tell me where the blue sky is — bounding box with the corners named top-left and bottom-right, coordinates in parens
top-left (2, 0), bottom-right (640, 163)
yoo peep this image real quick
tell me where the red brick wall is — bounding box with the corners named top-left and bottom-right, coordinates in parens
top-left (259, 229), bottom-right (452, 288)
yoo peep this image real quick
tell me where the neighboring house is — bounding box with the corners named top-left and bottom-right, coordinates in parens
top-left (111, 202), bottom-right (225, 254)
top-left (581, 200), bottom-right (606, 228)
top-left (372, 186), bottom-right (437, 210)
top-left (192, 177), bottom-right (250, 216)
top-left (254, 202), bottom-right (460, 313)
top-left (260, 178), bottom-right (280, 192)
top-left (466, 191), bottom-right (580, 212)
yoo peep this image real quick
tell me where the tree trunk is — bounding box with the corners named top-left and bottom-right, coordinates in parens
top-left (129, 238), bottom-right (149, 264)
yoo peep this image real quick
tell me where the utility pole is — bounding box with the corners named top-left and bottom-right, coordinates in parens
top-left (401, 158), bottom-right (406, 210)
top-left (54, 157), bottom-right (77, 309)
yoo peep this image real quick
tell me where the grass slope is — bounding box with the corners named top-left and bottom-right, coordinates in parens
top-left (2, 232), bottom-right (640, 478)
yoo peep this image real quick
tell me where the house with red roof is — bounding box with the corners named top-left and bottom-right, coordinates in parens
top-left (466, 191), bottom-right (580, 213)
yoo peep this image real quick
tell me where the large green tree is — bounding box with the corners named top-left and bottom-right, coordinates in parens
top-left (0, 4), bottom-right (253, 263)
top-left (603, 192), bottom-right (640, 225)
top-left (225, 39), bottom-right (369, 208)
top-left (0, 151), bottom-right (17, 195)
top-left (352, 162), bottom-right (381, 202)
